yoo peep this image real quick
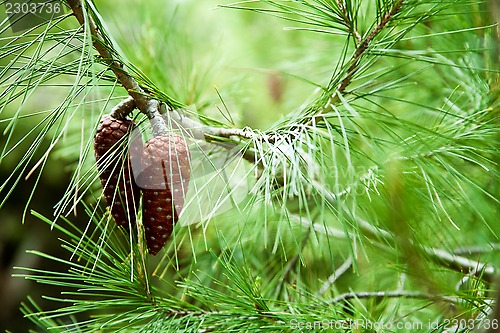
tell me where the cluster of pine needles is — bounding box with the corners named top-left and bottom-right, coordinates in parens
top-left (0, 0), bottom-right (498, 332)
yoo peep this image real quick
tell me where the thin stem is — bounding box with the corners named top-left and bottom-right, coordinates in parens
top-left (318, 255), bottom-right (353, 295)
top-left (453, 244), bottom-right (500, 256)
top-left (295, 214), bottom-right (497, 283)
top-left (159, 104), bottom-right (270, 142)
top-left (65, 0), bottom-right (259, 142)
top-left (66, 0), bottom-right (169, 136)
top-left (424, 247), bottom-right (496, 284)
top-left (110, 96), bottom-right (135, 120)
top-left (336, 0), bottom-right (362, 43)
top-left (65, 0), bottom-right (148, 110)
top-left (358, 217), bottom-right (497, 283)
top-left (336, 0), bottom-right (404, 96)
top-left (328, 290), bottom-right (461, 304)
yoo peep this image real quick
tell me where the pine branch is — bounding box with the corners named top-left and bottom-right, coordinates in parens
top-left (454, 244), bottom-right (500, 256)
top-left (335, 0), bottom-right (403, 97)
top-left (318, 255), bottom-right (353, 296)
top-left (66, 0), bottom-right (146, 109)
top-left (359, 218), bottom-right (498, 283)
top-left (65, 0), bottom-right (172, 139)
top-left (336, 0), bottom-right (362, 43)
top-left (328, 290), bottom-right (461, 305)
top-left (64, 0), bottom-right (402, 163)
top-left (65, 0), bottom-right (262, 146)
top-left (424, 247), bottom-right (496, 284)
top-left (296, 214), bottom-right (497, 283)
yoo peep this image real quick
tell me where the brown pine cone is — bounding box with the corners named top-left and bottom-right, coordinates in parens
top-left (141, 133), bottom-right (190, 255)
top-left (94, 114), bottom-right (140, 229)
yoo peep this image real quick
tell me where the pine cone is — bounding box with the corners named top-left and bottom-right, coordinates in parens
top-left (94, 114), bottom-right (140, 229)
top-left (141, 133), bottom-right (190, 255)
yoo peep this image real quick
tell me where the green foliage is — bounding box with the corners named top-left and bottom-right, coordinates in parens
top-left (0, 0), bottom-right (498, 332)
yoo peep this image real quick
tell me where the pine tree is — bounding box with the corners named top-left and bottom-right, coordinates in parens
top-left (0, 0), bottom-right (499, 332)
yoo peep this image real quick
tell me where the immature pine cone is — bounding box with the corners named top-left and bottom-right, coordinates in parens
top-left (141, 133), bottom-right (190, 255)
top-left (94, 115), bottom-right (140, 229)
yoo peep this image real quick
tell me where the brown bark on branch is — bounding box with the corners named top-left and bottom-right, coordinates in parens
top-left (65, 0), bottom-right (262, 146)
top-left (65, 0), bottom-right (169, 135)
top-left (335, 0), bottom-right (403, 97)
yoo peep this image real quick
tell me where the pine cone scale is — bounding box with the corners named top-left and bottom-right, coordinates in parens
top-left (141, 133), bottom-right (190, 255)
